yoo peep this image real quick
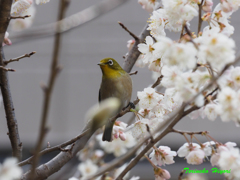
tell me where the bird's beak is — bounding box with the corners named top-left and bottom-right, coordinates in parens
top-left (97, 62), bottom-right (105, 66)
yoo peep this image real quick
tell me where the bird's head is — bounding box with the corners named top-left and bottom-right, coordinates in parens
top-left (98, 58), bottom-right (125, 78)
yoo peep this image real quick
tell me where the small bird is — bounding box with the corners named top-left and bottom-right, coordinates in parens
top-left (98, 58), bottom-right (132, 142)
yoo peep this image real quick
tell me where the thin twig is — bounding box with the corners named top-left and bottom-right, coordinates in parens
top-left (172, 129), bottom-right (209, 136)
top-left (123, 23), bottom-right (150, 73)
top-left (9, 15), bottom-right (31, 19)
top-left (180, 23), bottom-right (185, 40)
top-left (0, 66), bottom-right (15, 71)
top-left (29, 0), bottom-right (69, 179)
top-left (18, 129), bottom-right (90, 167)
top-left (10, 0), bottom-right (129, 43)
top-left (118, 21), bottom-right (139, 41)
top-left (0, 0), bottom-right (22, 160)
top-left (22, 130), bottom-right (95, 180)
top-left (198, 0), bottom-right (204, 34)
top-left (129, 70), bottom-right (138, 76)
top-left (184, 25), bottom-right (198, 49)
top-left (146, 124), bottom-right (154, 143)
top-left (4, 51), bottom-right (36, 65)
top-left (152, 75), bottom-right (163, 88)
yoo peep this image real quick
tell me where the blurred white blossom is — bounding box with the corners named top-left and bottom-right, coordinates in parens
top-left (78, 159), bottom-right (98, 179)
top-left (0, 158), bottom-right (22, 180)
top-left (35, 0), bottom-right (50, 5)
top-left (11, 0), bottom-right (32, 16)
top-left (97, 133), bottom-right (136, 157)
top-left (138, 0), bottom-right (159, 12)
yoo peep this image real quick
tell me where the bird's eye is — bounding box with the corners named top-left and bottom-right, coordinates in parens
top-left (108, 59), bottom-right (113, 66)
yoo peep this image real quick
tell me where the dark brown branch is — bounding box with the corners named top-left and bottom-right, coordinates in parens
top-left (28, 0), bottom-right (69, 179)
top-left (9, 15), bottom-right (31, 19)
top-left (4, 51), bottom-right (36, 65)
top-left (198, 0), bottom-right (204, 34)
top-left (115, 106), bottom-right (199, 180)
top-left (151, 75), bottom-right (163, 88)
top-left (123, 23), bottom-right (150, 73)
top-left (118, 21), bottom-right (139, 41)
top-left (146, 124), bottom-right (154, 143)
top-left (18, 129), bottom-right (90, 167)
top-left (0, 0), bottom-right (22, 161)
top-left (184, 25), bottom-right (198, 49)
top-left (172, 129), bottom-right (209, 136)
top-left (22, 130), bottom-right (95, 180)
top-left (0, 66), bottom-right (15, 71)
top-left (129, 70), bottom-right (138, 76)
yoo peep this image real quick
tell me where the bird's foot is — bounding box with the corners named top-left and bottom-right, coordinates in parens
top-left (122, 102), bottom-right (135, 111)
top-left (128, 102), bottom-right (135, 109)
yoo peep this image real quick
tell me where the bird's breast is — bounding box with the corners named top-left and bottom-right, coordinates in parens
top-left (100, 74), bottom-right (132, 109)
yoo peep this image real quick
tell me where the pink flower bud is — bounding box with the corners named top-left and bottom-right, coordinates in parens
top-left (119, 131), bottom-right (126, 141)
top-left (3, 32), bottom-right (12, 46)
top-left (202, 0), bottom-right (213, 12)
top-left (161, 169), bottom-right (171, 179)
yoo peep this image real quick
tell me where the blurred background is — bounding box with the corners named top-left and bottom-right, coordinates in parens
top-left (1, 0), bottom-right (240, 179)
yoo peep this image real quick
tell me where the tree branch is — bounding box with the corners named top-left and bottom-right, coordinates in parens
top-left (4, 51), bottom-right (36, 65)
top-left (22, 130), bottom-right (95, 180)
top-left (9, 15), bottom-right (31, 19)
top-left (198, 0), bottom-right (204, 34)
top-left (115, 106), bottom-right (198, 180)
top-left (0, 66), bottom-right (15, 71)
top-left (123, 23), bottom-right (150, 73)
top-left (128, 70), bottom-right (138, 76)
top-left (0, 0), bottom-right (22, 160)
top-left (18, 129), bottom-right (90, 167)
top-left (118, 21), bottom-right (139, 41)
top-left (28, 0), bottom-right (69, 178)
top-left (10, 0), bottom-right (129, 43)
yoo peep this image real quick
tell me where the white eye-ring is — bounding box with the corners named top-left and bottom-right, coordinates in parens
top-left (108, 59), bottom-right (113, 66)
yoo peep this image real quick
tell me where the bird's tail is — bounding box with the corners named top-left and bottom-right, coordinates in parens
top-left (102, 120), bottom-right (114, 142)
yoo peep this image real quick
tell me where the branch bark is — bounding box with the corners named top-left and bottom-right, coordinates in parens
top-left (22, 130), bottom-right (95, 180)
top-left (18, 129), bottom-right (90, 167)
top-left (4, 51), bottom-right (36, 65)
top-left (29, 0), bottom-right (69, 178)
top-left (0, 0), bottom-right (22, 160)
top-left (123, 23), bottom-right (150, 73)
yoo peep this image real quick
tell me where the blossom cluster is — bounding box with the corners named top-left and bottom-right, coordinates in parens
top-left (0, 158), bottom-right (22, 180)
top-left (177, 141), bottom-right (240, 179)
top-left (10, 0), bottom-right (50, 32)
top-left (135, 0), bottom-right (240, 126)
top-left (74, 0), bottom-right (240, 180)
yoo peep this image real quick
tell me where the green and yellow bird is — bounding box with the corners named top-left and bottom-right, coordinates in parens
top-left (98, 58), bottom-right (132, 142)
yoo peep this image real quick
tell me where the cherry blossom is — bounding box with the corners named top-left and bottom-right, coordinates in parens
top-left (137, 87), bottom-right (163, 109)
top-left (78, 159), bottom-right (98, 179)
top-left (149, 146), bottom-right (177, 166)
top-left (0, 158), bottom-right (22, 180)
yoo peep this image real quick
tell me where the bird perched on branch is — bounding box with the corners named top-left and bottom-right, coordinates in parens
top-left (98, 58), bottom-right (133, 142)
